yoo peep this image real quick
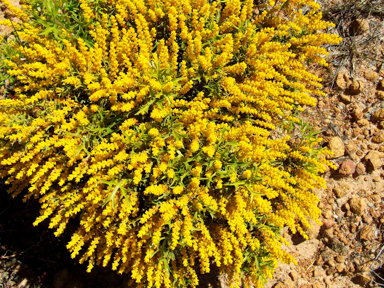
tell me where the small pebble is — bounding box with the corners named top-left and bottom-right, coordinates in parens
top-left (289, 271), bottom-right (299, 281)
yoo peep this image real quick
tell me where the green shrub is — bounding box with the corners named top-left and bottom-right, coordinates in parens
top-left (0, 0), bottom-right (340, 287)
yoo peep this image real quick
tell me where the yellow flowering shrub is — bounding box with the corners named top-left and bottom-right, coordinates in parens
top-left (0, 0), bottom-right (340, 287)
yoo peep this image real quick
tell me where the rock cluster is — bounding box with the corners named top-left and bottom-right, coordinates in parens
top-left (268, 47), bottom-right (384, 288)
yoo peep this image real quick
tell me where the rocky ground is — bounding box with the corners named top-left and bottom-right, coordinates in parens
top-left (1, 0), bottom-right (384, 287)
top-left (266, 1), bottom-right (384, 287)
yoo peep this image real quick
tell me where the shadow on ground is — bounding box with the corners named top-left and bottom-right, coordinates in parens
top-left (0, 182), bottom-right (224, 288)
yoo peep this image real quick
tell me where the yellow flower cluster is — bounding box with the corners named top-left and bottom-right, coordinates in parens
top-left (0, 0), bottom-right (340, 287)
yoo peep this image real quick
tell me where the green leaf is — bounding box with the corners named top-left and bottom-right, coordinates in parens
top-left (101, 179), bottom-right (127, 209)
top-left (151, 249), bottom-right (159, 257)
top-left (224, 181), bottom-right (245, 189)
top-left (254, 256), bottom-right (259, 270)
top-left (135, 98), bottom-right (156, 115)
top-left (43, 0), bottom-right (54, 13)
top-left (168, 251), bottom-right (175, 261)
top-left (161, 258), bottom-right (170, 274)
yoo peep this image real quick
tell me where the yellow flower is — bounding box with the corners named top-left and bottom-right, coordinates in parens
top-left (190, 178), bottom-right (200, 189)
top-left (167, 169), bottom-right (175, 179)
top-left (173, 186), bottom-right (183, 194)
top-left (242, 170), bottom-right (252, 179)
top-left (148, 128), bottom-right (159, 137)
top-left (214, 160), bottom-right (222, 169)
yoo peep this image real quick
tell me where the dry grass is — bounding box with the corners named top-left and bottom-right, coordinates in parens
top-left (318, 0), bottom-right (384, 86)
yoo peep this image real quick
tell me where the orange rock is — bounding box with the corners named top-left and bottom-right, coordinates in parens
top-left (349, 197), bottom-right (367, 215)
top-left (339, 160), bottom-right (356, 175)
top-left (349, 80), bottom-right (364, 95)
top-left (355, 162), bottom-right (366, 175)
top-left (360, 225), bottom-right (376, 241)
top-left (365, 151), bottom-right (383, 170)
top-left (352, 106), bottom-right (364, 120)
top-left (364, 70), bottom-right (379, 82)
top-left (335, 72), bottom-right (350, 90)
top-left (327, 137), bottom-right (345, 159)
top-left (372, 108), bottom-right (384, 122)
top-left (376, 91), bottom-right (384, 100)
top-left (372, 131), bottom-right (384, 143)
